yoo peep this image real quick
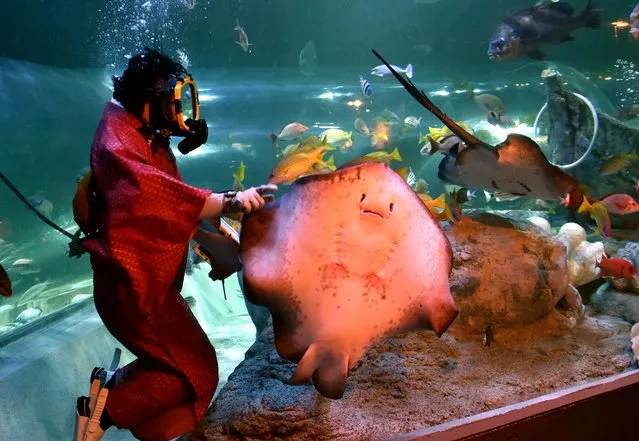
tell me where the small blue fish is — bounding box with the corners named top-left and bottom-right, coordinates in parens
top-left (359, 75), bottom-right (373, 97)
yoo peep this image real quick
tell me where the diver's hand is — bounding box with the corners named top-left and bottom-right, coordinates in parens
top-left (228, 184), bottom-right (278, 214)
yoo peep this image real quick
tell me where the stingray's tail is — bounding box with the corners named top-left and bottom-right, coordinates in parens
top-left (287, 342), bottom-right (349, 399)
top-left (370, 49), bottom-right (482, 149)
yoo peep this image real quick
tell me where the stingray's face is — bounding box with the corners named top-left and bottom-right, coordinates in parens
top-left (358, 190), bottom-right (394, 224)
top-left (333, 170), bottom-right (405, 274)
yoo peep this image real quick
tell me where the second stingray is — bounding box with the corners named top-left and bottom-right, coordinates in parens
top-left (371, 49), bottom-right (585, 209)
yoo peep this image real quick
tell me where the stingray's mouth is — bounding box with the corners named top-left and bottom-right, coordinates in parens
top-left (362, 209), bottom-right (384, 218)
top-left (359, 193), bottom-right (393, 220)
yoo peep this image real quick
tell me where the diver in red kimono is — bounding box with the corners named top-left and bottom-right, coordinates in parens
top-left (72, 47), bottom-right (277, 441)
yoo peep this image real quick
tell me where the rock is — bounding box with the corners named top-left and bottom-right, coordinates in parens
top-left (604, 240), bottom-right (625, 259)
top-left (192, 315), bottom-right (633, 441)
top-left (556, 223), bottom-right (586, 255)
top-left (556, 284), bottom-right (585, 327)
top-left (554, 223), bottom-right (605, 287)
top-left (444, 213), bottom-right (568, 332)
top-left (527, 216), bottom-right (551, 234)
top-left (590, 284), bottom-right (639, 323)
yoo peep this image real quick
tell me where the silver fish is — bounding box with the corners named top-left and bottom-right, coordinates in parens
top-left (371, 63), bottom-right (414, 79)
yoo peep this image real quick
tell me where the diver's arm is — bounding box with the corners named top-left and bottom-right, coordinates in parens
top-left (198, 193), bottom-right (226, 221)
top-left (198, 184), bottom-right (278, 221)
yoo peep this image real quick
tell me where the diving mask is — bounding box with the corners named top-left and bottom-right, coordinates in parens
top-left (145, 73), bottom-right (208, 154)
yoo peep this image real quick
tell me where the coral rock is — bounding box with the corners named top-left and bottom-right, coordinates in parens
top-left (590, 284), bottom-right (639, 324)
top-left (444, 213), bottom-right (568, 332)
top-left (527, 216), bottom-right (551, 234)
top-left (554, 223), bottom-right (604, 287)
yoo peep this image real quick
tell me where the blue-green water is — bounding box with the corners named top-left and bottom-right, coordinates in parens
top-left (0, 53), bottom-right (629, 328)
top-left (1, 0), bottom-right (639, 439)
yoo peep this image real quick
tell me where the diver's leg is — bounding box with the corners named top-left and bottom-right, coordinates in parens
top-left (128, 403), bottom-right (198, 441)
top-left (92, 280), bottom-right (218, 438)
top-left (103, 361), bottom-right (194, 430)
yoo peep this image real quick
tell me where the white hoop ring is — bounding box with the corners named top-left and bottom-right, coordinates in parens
top-left (533, 92), bottom-right (599, 170)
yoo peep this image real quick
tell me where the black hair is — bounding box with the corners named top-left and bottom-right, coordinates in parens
top-left (112, 47), bottom-right (188, 117)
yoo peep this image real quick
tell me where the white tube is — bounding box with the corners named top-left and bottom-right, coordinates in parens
top-left (533, 92), bottom-right (599, 170)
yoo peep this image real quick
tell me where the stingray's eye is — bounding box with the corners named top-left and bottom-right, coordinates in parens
top-left (389, 202), bottom-right (394, 212)
top-left (360, 193), bottom-right (366, 202)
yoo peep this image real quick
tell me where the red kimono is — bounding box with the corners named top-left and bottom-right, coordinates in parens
top-left (81, 101), bottom-right (218, 440)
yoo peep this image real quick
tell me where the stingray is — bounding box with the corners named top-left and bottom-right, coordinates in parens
top-left (371, 49), bottom-right (583, 204)
top-left (240, 161), bottom-right (458, 399)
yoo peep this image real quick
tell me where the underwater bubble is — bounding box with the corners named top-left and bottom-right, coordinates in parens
top-left (95, 0), bottom-right (187, 70)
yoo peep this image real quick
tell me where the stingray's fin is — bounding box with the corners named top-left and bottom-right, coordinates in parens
top-left (287, 342), bottom-right (349, 399)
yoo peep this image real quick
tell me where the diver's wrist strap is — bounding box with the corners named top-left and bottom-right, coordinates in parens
top-left (221, 191), bottom-right (239, 214)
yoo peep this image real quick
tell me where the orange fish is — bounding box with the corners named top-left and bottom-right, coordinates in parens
top-left (596, 256), bottom-right (637, 279)
top-left (419, 193), bottom-right (456, 223)
top-left (599, 193), bottom-right (639, 216)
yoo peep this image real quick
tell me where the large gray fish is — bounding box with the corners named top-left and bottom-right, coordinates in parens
top-left (371, 49), bottom-right (585, 207)
top-left (487, 0), bottom-right (601, 61)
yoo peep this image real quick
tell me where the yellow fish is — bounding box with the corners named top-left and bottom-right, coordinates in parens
top-left (418, 132), bottom-right (431, 146)
top-left (419, 193), bottom-right (456, 223)
top-left (232, 161), bottom-right (246, 191)
top-left (277, 143), bottom-right (300, 158)
top-left (427, 126), bottom-right (451, 141)
top-left (267, 145), bottom-right (334, 185)
top-left (577, 197), bottom-right (611, 237)
top-left (318, 129), bottom-right (353, 149)
top-left (600, 150), bottom-right (639, 176)
top-left (414, 178), bottom-right (429, 194)
top-left (340, 147), bottom-right (403, 168)
top-left (278, 136), bottom-right (331, 158)
top-left (298, 135), bottom-right (331, 153)
top-left (426, 122), bottom-right (474, 142)
top-left (312, 155), bottom-right (337, 173)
